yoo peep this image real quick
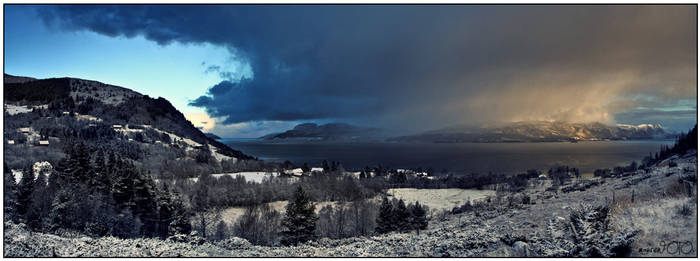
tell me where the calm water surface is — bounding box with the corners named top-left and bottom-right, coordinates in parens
top-left (223, 139), bottom-right (674, 174)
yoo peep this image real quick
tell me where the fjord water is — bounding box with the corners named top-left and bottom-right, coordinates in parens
top-left (223, 139), bottom-right (675, 174)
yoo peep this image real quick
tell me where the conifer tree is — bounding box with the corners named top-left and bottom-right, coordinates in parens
top-left (168, 190), bottom-right (192, 236)
top-left (27, 170), bottom-right (50, 231)
top-left (375, 197), bottom-right (394, 234)
top-left (4, 162), bottom-right (18, 221)
top-left (16, 166), bottom-right (35, 221)
top-left (410, 201), bottom-right (428, 235)
top-left (192, 172), bottom-right (213, 238)
top-left (281, 186), bottom-right (318, 245)
top-left (214, 220), bottom-right (228, 241)
top-left (393, 199), bottom-right (410, 232)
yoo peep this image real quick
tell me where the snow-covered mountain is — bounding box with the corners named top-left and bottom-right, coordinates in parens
top-left (389, 121), bottom-right (668, 143)
top-left (4, 74), bottom-right (254, 174)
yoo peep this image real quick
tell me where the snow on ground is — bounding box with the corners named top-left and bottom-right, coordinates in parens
top-left (5, 151), bottom-right (697, 257)
top-left (218, 188), bottom-right (495, 227)
top-left (74, 114), bottom-right (102, 122)
top-left (5, 104), bottom-right (32, 115)
top-left (219, 200), bottom-right (338, 227)
top-left (188, 172), bottom-right (281, 184)
top-left (385, 188), bottom-right (495, 212)
top-left (117, 125), bottom-right (236, 164)
top-left (5, 104), bottom-right (49, 115)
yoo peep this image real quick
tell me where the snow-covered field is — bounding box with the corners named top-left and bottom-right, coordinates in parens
top-left (4, 104), bottom-right (48, 115)
top-left (5, 104), bottom-right (32, 115)
top-left (386, 188), bottom-right (495, 212)
top-left (218, 188), bottom-right (495, 226)
top-left (219, 200), bottom-right (340, 226)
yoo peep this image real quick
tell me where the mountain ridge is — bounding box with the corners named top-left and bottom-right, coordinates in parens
top-left (260, 122), bottom-right (383, 141)
top-left (389, 121), bottom-right (668, 143)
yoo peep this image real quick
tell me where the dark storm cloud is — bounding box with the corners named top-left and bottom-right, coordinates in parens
top-left (36, 5), bottom-right (697, 133)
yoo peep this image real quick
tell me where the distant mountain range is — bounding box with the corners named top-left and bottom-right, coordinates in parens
top-left (262, 121), bottom-right (669, 143)
top-left (260, 123), bottom-right (383, 142)
top-left (388, 121), bottom-right (669, 143)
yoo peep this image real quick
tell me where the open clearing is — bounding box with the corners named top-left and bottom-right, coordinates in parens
top-left (219, 188), bottom-right (495, 226)
top-left (386, 188), bottom-right (495, 212)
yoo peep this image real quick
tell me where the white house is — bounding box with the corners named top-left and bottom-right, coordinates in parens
top-left (112, 124), bottom-right (123, 130)
top-left (18, 127), bottom-right (30, 133)
top-left (311, 167), bottom-right (324, 173)
top-left (7, 140), bottom-right (15, 145)
top-left (38, 140), bottom-right (49, 146)
top-left (289, 168), bottom-right (304, 176)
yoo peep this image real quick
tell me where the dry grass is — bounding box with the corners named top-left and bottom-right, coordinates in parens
top-left (385, 188), bottom-right (495, 212)
top-left (611, 196), bottom-right (697, 257)
top-left (664, 178), bottom-right (689, 198)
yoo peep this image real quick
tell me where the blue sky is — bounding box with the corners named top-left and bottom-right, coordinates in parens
top-left (5, 6), bottom-right (233, 115)
top-left (4, 5), bottom-right (697, 136)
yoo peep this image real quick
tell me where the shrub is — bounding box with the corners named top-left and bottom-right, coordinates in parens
top-left (565, 204), bottom-right (638, 257)
top-left (678, 202), bottom-right (693, 217)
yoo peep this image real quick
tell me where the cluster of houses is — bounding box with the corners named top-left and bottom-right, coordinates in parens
top-left (7, 127), bottom-right (50, 146)
top-left (279, 167), bottom-right (437, 180)
top-left (282, 167), bottom-right (325, 177)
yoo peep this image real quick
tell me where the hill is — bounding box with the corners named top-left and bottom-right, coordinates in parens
top-left (261, 122), bottom-right (383, 142)
top-left (3, 75), bottom-right (254, 178)
top-left (388, 121), bottom-right (668, 143)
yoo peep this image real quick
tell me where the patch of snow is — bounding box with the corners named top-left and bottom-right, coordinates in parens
top-left (385, 188), bottom-right (496, 212)
top-left (188, 171), bottom-right (282, 184)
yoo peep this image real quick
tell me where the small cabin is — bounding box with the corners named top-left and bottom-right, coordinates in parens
top-left (38, 140), bottom-right (49, 146)
top-left (18, 128), bottom-right (30, 133)
top-left (311, 167), bottom-right (324, 173)
top-left (112, 124), bottom-right (123, 130)
top-left (62, 111), bottom-right (70, 115)
top-left (7, 140), bottom-right (15, 145)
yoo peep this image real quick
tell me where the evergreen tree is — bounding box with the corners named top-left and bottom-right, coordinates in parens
top-left (4, 162), bottom-right (18, 221)
top-left (322, 160), bottom-right (330, 173)
top-left (281, 186), bottom-right (318, 246)
top-left (85, 193), bottom-right (116, 237)
top-left (214, 220), bottom-right (228, 241)
top-left (393, 199), bottom-right (410, 232)
top-left (375, 197), bottom-right (394, 234)
top-left (192, 172), bottom-right (212, 237)
top-left (48, 188), bottom-right (78, 231)
top-left (168, 190), bottom-right (192, 236)
top-left (27, 170), bottom-right (50, 230)
top-left (16, 166), bottom-right (35, 221)
top-left (112, 208), bottom-right (142, 238)
top-left (64, 143), bottom-right (92, 184)
top-left (410, 201), bottom-right (428, 235)
top-left (92, 149), bottom-right (111, 194)
top-left (131, 171), bottom-right (159, 237)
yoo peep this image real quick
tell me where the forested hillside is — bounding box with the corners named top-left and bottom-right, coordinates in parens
top-left (4, 75), bottom-right (255, 179)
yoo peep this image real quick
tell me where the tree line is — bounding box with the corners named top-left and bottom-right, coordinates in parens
top-left (4, 142), bottom-right (192, 239)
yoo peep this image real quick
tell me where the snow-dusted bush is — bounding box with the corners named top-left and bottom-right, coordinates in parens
top-left (213, 237), bottom-right (252, 250)
top-left (545, 204), bottom-right (638, 257)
